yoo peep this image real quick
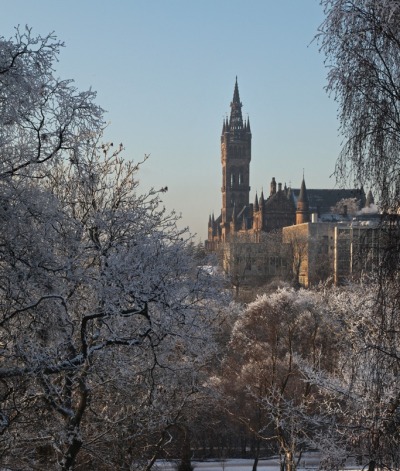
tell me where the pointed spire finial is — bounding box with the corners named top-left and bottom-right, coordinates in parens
top-left (254, 192), bottom-right (259, 212)
top-left (232, 77), bottom-right (240, 104)
top-left (298, 176), bottom-right (309, 204)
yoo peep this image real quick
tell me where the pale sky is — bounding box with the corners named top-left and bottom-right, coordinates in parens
top-left (0, 1), bottom-right (343, 241)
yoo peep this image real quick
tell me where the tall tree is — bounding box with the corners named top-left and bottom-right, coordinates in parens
top-left (0, 141), bottom-right (225, 470)
top-left (0, 28), bottom-right (226, 470)
top-left (318, 0), bottom-right (400, 212)
top-left (317, 10), bottom-right (400, 469)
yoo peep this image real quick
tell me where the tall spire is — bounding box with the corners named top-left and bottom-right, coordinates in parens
top-left (229, 77), bottom-right (243, 133)
top-left (233, 76), bottom-right (240, 102)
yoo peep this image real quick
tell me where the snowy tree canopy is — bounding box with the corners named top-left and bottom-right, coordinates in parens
top-left (213, 287), bottom-right (338, 471)
top-left (0, 27), bottom-right (227, 471)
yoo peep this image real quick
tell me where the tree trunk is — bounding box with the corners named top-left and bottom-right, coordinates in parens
top-left (252, 438), bottom-right (260, 471)
top-left (285, 450), bottom-right (295, 471)
top-left (178, 426), bottom-right (192, 471)
top-left (61, 375), bottom-right (89, 471)
top-left (62, 435), bottom-right (83, 471)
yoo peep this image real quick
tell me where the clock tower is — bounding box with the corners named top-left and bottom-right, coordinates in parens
top-left (220, 78), bottom-right (252, 239)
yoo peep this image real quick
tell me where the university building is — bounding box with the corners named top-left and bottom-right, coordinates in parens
top-left (206, 79), bottom-right (378, 287)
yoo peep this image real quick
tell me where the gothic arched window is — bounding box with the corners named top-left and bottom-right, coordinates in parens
top-left (238, 170), bottom-right (243, 185)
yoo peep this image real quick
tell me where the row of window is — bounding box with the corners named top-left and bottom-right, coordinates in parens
top-left (230, 172), bottom-right (244, 186)
top-left (223, 168), bottom-right (246, 187)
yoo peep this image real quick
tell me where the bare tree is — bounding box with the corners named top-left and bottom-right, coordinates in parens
top-left (316, 9), bottom-right (400, 469)
top-left (304, 281), bottom-right (400, 471)
top-left (0, 28), bottom-right (226, 470)
top-left (0, 26), bottom-right (104, 179)
top-left (0, 143), bottom-right (226, 470)
top-left (317, 0), bottom-right (400, 212)
top-left (213, 288), bottom-right (337, 471)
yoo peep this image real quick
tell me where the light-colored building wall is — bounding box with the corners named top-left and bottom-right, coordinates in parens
top-left (219, 231), bottom-right (290, 288)
top-left (283, 220), bottom-right (386, 287)
top-left (283, 222), bottom-right (336, 287)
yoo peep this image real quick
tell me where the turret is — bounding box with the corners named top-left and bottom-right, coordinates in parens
top-left (212, 213), bottom-right (217, 236)
top-left (296, 177), bottom-right (310, 224)
top-left (259, 191), bottom-right (265, 229)
top-left (270, 177), bottom-right (276, 196)
top-left (259, 190), bottom-right (265, 208)
top-left (207, 214), bottom-right (212, 241)
top-left (254, 192), bottom-right (259, 212)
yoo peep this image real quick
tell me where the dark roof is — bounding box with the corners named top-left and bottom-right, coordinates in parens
top-left (265, 190), bottom-right (296, 211)
top-left (293, 188), bottom-right (365, 215)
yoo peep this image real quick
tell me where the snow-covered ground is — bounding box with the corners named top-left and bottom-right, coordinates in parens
top-left (157, 453), bottom-right (325, 471)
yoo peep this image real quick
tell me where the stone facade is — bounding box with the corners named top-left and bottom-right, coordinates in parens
top-left (283, 216), bottom-right (387, 287)
top-left (206, 80), bottom-right (370, 287)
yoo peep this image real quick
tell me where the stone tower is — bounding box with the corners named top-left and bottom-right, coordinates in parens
top-left (296, 176), bottom-right (310, 224)
top-left (220, 78), bottom-right (252, 239)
